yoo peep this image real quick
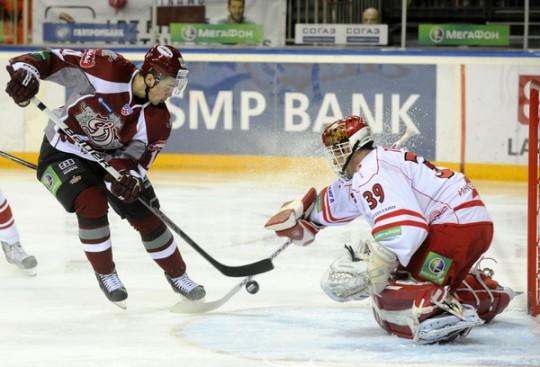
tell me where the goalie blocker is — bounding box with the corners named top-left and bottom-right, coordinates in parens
top-left (264, 187), bottom-right (322, 246)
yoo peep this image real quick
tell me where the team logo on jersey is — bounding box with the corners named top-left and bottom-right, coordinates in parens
top-left (80, 49), bottom-right (96, 69)
top-left (75, 103), bottom-right (122, 150)
top-left (69, 175), bottom-right (82, 184)
top-left (374, 226), bottom-right (401, 241)
top-left (427, 206), bottom-right (448, 222)
top-left (419, 251), bottom-right (453, 285)
top-left (42, 173), bottom-right (53, 188)
top-left (58, 158), bottom-right (78, 175)
top-left (121, 104), bottom-right (133, 116)
top-left (40, 166), bottom-right (62, 195)
top-left (327, 186), bottom-right (336, 204)
top-left (429, 258), bottom-right (446, 274)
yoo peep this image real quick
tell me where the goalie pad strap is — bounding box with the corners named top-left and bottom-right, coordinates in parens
top-left (455, 272), bottom-right (515, 323)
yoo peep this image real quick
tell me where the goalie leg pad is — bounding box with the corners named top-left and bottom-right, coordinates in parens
top-left (371, 280), bottom-right (483, 343)
top-left (455, 268), bottom-right (515, 323)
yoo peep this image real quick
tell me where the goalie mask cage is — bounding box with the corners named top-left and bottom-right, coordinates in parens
top-left (528, 80), bottom-right (540, 317)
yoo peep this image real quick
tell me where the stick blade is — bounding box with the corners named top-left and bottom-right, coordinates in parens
top-left (217, 258), bottom-right (273, 277)
top-left (171, 300), bottom-right (222, 314)
top-left (171, 281), bottom-right (245, 314)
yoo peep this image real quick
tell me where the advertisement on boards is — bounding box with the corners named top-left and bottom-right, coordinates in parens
top-left (43, 22), bottom-right (138, 43)
top-left (170, 23), bottom-right (264, 45)
top-left (160, 62), bottom-right (436, 159)
top-left (467, 65), bottom-right (540, 164)
top-left (295, 24), bottom-right (388, 46)
top-left (418, 24), bottom-right (510, 46)
top-left (33, 0), bottom-right (285, 46)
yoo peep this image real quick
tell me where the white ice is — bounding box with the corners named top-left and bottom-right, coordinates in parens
top-left (0, 169), bottom-right (538, 367)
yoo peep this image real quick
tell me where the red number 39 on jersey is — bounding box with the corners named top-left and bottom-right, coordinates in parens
top-left (363, 183), bottom-right (385, 210)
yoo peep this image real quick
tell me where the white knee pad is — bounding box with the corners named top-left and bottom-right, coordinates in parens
top-left (366, 240), bottom-right (398, 295)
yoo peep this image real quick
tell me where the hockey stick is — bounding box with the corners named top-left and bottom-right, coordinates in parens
top-left (392, 124), bottom-right (419, 149)
top-left (171, 239), bottom-right (292, 314)
top-left (29, 97), bottom-right (274, 277)
top-left (0, 150), bottom-right (38, 169)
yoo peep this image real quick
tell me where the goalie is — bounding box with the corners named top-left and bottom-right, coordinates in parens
top-left (265, 115), bottom-right (515, 344)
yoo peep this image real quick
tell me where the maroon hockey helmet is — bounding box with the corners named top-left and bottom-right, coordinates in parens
top-left (321, 115), bottom-right (373, 180)
top-left (141, 44), bottom-right (188, 96)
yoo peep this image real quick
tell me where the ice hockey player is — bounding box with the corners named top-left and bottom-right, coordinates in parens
top-left (265, 115), bottom-right (515, 343)
top-left (5, 45), bottom-right (205, 309)
top-left (0, 189), bottom-right (37, 275)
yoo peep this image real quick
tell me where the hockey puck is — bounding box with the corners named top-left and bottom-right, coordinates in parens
top-left (245, 280), bottom-right (259, 294)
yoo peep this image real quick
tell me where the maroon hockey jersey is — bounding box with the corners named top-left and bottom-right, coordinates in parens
top-left (9, 48), bottom-right (171, 174)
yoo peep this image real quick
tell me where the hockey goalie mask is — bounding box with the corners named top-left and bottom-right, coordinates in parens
top-left (322, 115), bottom-right (373, 180)
top-left (141, 45), bottom-right (189, 97)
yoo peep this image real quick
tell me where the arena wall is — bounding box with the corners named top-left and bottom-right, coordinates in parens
top-left (0, 47), bottom-right (537, 181)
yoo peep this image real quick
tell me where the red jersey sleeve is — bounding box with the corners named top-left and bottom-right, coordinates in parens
top-left (9, 48), bottom-right (135, 83)
top-left (139, 104), bottom-right (171, 170)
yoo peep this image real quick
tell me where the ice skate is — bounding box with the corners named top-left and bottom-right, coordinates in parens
top-left (415, 304), bottom-right (484, 344)
top-left (95, 267), bottom-right (128, 310)
top-left (166, 272), bottom-right (206, 301)
top-left (1, 241), bottom-right (38, 276)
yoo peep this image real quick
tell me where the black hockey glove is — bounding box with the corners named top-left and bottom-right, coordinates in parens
top-left (5, 64), bottom-right (39, 107)
top-left (106, 172), bottom-right (142, 203)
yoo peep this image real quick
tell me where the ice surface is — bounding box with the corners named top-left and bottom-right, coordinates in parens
top-left (0, 169), bottom-right (537, 367)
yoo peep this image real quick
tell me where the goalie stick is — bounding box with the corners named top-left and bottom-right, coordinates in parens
top-left (171, 239), bottom-right (292, 314)
top-left (170, 126), bottom-right (420, 313)
top-left (392, 125), bottom-right (419, 149)
top-left (24, 97), bottom-right (274, 277)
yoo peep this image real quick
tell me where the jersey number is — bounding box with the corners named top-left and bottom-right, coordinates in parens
top-left (404, 152), bottom-right (455, 179)
top-left (363, 183), bottom-right (385, 210)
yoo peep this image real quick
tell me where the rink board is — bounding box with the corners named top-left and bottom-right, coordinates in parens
top-left (0, 48), bottom-right (538, 181)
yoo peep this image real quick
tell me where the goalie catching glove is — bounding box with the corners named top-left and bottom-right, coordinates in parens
top-left (264, 187), bottom-right (322, 246)
top-left (320, 239), bottom-right (399, 302)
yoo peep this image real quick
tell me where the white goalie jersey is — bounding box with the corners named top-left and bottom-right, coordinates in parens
top-left (308, 146), bottom-right (491, 267)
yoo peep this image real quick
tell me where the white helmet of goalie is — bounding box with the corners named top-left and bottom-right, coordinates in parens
top-left (321, 115), bottom-right (374, 180)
